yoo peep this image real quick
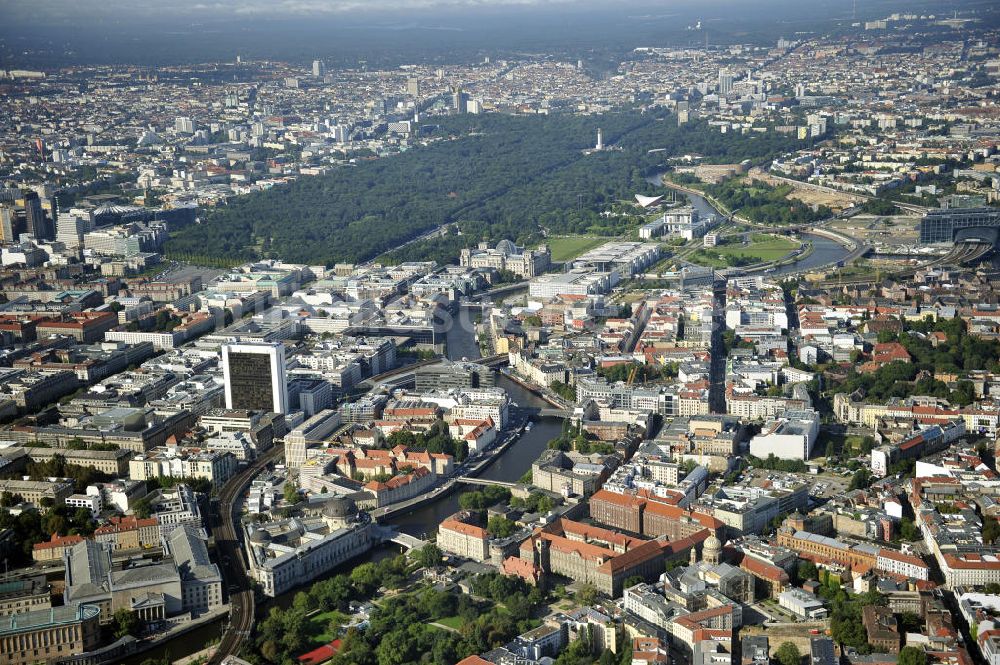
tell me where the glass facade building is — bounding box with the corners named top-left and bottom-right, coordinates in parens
top-left (919, 207), bottom-right (1000, 244)
top-left (222, 342), bottom-right (288, 414)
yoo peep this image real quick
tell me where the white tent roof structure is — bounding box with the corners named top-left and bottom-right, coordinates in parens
top-left (635, 194), bottom-right (665, 208)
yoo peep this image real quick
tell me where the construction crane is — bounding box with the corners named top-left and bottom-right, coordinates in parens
top-left (627, 365), bottom-right (638, 386)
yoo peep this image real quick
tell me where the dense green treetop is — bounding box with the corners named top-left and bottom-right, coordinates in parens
top-left (168, 111), bottom-right (813, 266)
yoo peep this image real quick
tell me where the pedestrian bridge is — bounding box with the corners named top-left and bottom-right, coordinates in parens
top-left (520, 406), bottom-right (574, 418)
top-left (455, 477), bottom-right (518, 488)
top-left (539, 408), bottom-right (573, 418)
top-left (374, 525), bottom-right (430, 552)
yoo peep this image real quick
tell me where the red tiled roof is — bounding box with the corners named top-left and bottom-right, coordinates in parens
top-left (740, 555), bottom-right (790, 584)
top-left (441, 518), bottom-right (487, 540)
top-left (501, 556), bottom-right (543, 584)
top-left (94, 515), bottom-right (158, 535)
top-left (591, 489), bottom-right (645, 509)
top-left (877, 548), bottom-right (928, 569)
top-left (33, 533), bottom-right (84, 551)
top-left (597, 539), bottom-right (673, 574)
top-left (944, 553), bottom-right (1000, 570)
top-left (297, 639), bottom-right (342, 665)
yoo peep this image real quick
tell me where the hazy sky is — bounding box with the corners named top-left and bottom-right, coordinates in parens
top-left (0, 0), bottom-right (786, 21)
top-left (9, 0), bottom-right (599, 18)
top-left (1, 0), bottom-right (985, 68)
top-left (6, 0), bottom-right (960, 27)
top-left (3, 0), bottom-right (988, 25)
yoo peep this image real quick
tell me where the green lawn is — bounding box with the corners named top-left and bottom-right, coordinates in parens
top-left (688, 234), bottom-right (798, 268)
top-left (436, 615), bottom-right (466, 630)
top-left (546, 236), bottom-right (608, 262)
top-left (307, 610), bottom-right (348, 644)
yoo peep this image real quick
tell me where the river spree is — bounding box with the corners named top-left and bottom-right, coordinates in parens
top-left (124, 373), bottom-right (561, 663)
top-left (771, 233), bottom-right (848, 276)
top-left (121, 174), bottom-right (847, 664)
top-left (446, 304), bottom-right (483, 361)
top-left (646, 171), bottom-right (850, 274)
top-left (391, 375), bottom-right (561, 537)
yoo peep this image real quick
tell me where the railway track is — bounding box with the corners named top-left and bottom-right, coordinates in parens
top-left (812, 241), bottom-right (993, 287)
top-left (208, 444), bottom-right (284, 665)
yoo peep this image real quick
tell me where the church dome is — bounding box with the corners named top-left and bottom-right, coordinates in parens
top-left (322, 496), bottom-right (358, 520)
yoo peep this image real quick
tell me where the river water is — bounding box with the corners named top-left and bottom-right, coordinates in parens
top-left (391, 308), bottom-right (561, 536)
top-left (391, 376), bottom-right (562, 538)
top-left (129, 333), bottom-right (561, 663)
top-left (130, 169), bottom-right (821, 664)
top-left (645, 171), bottom-right (850, 274)
top-left (770, 234), bottom-right (848, 276)
top-left (446, 305), bottom-right (483, 362)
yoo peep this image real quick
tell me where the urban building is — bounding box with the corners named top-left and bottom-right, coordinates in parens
top-left (528, 270), bottom-right (613, 299)
top-left (23, 191), bottom-right (52, 241)
top-left (718, 70), bottom-right (734, 95)
top-left (221, 342), bottom-right (289, 414)
top-left (918, 207), bottom-right (1000, 244)
top-left (0, 603), bottom-right (101, 665)
top-left (438, 511), bottom-right (490, 562)
top-left (512, 518), bottom-right (707, 596)
top-left (128, 446), bottom-right (238, 488)
top-left (55, 208), bottom-right (94, 249)
top-left (32, 534), bottom-right (85, 563)
top-left (531, 449), bottom-right (618, 497)
top-left (572, 242), bottom-right (662, 280)
top-left (0, 577), bottom-right (50, 617)
top-left (777, 588), bottom-right (828, 619)
top-left (167, 526), bottom-right (224, 615)
top-left (748, 409), bottom-right (820, 461)
top-left (0, 479), bottom-right (74, 506)
top-left (459, 240), bottom-right (551, 278)
top-left (589, 489), bottom-right (724, 540)
top-left (93, 515), bottom-right (161, 552)
top-left (245, 497), bottom-right (375, 597)
top-left (285, 409), bottom-right (342, 471)
top-left (415, 360), bottom-right (495, 392)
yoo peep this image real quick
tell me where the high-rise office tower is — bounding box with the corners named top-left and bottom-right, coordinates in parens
top-left (24, 191), bottom-right (52, 241)
top-left (56, 208), bottom-right (94, 249)
top-left (452, 87), bottom-right (467, 113)
top-left (718, 69), bottom-right (734, 96)
top-left (175, 117), bottom-right (195, 134)
top-left (407, 77), bottom-right (420, 97)
top-left (312, 59), bottom-right (326, 78)
top-left (222, 342), bottom-right (289, 414)
top-left (0, 203), bottom-right (23, 244)
top-left (718, 70), bottom-right (734, 96)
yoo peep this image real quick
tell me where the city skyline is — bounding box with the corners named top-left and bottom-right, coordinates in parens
top-left (0, 3), bottom-right (998, 665)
